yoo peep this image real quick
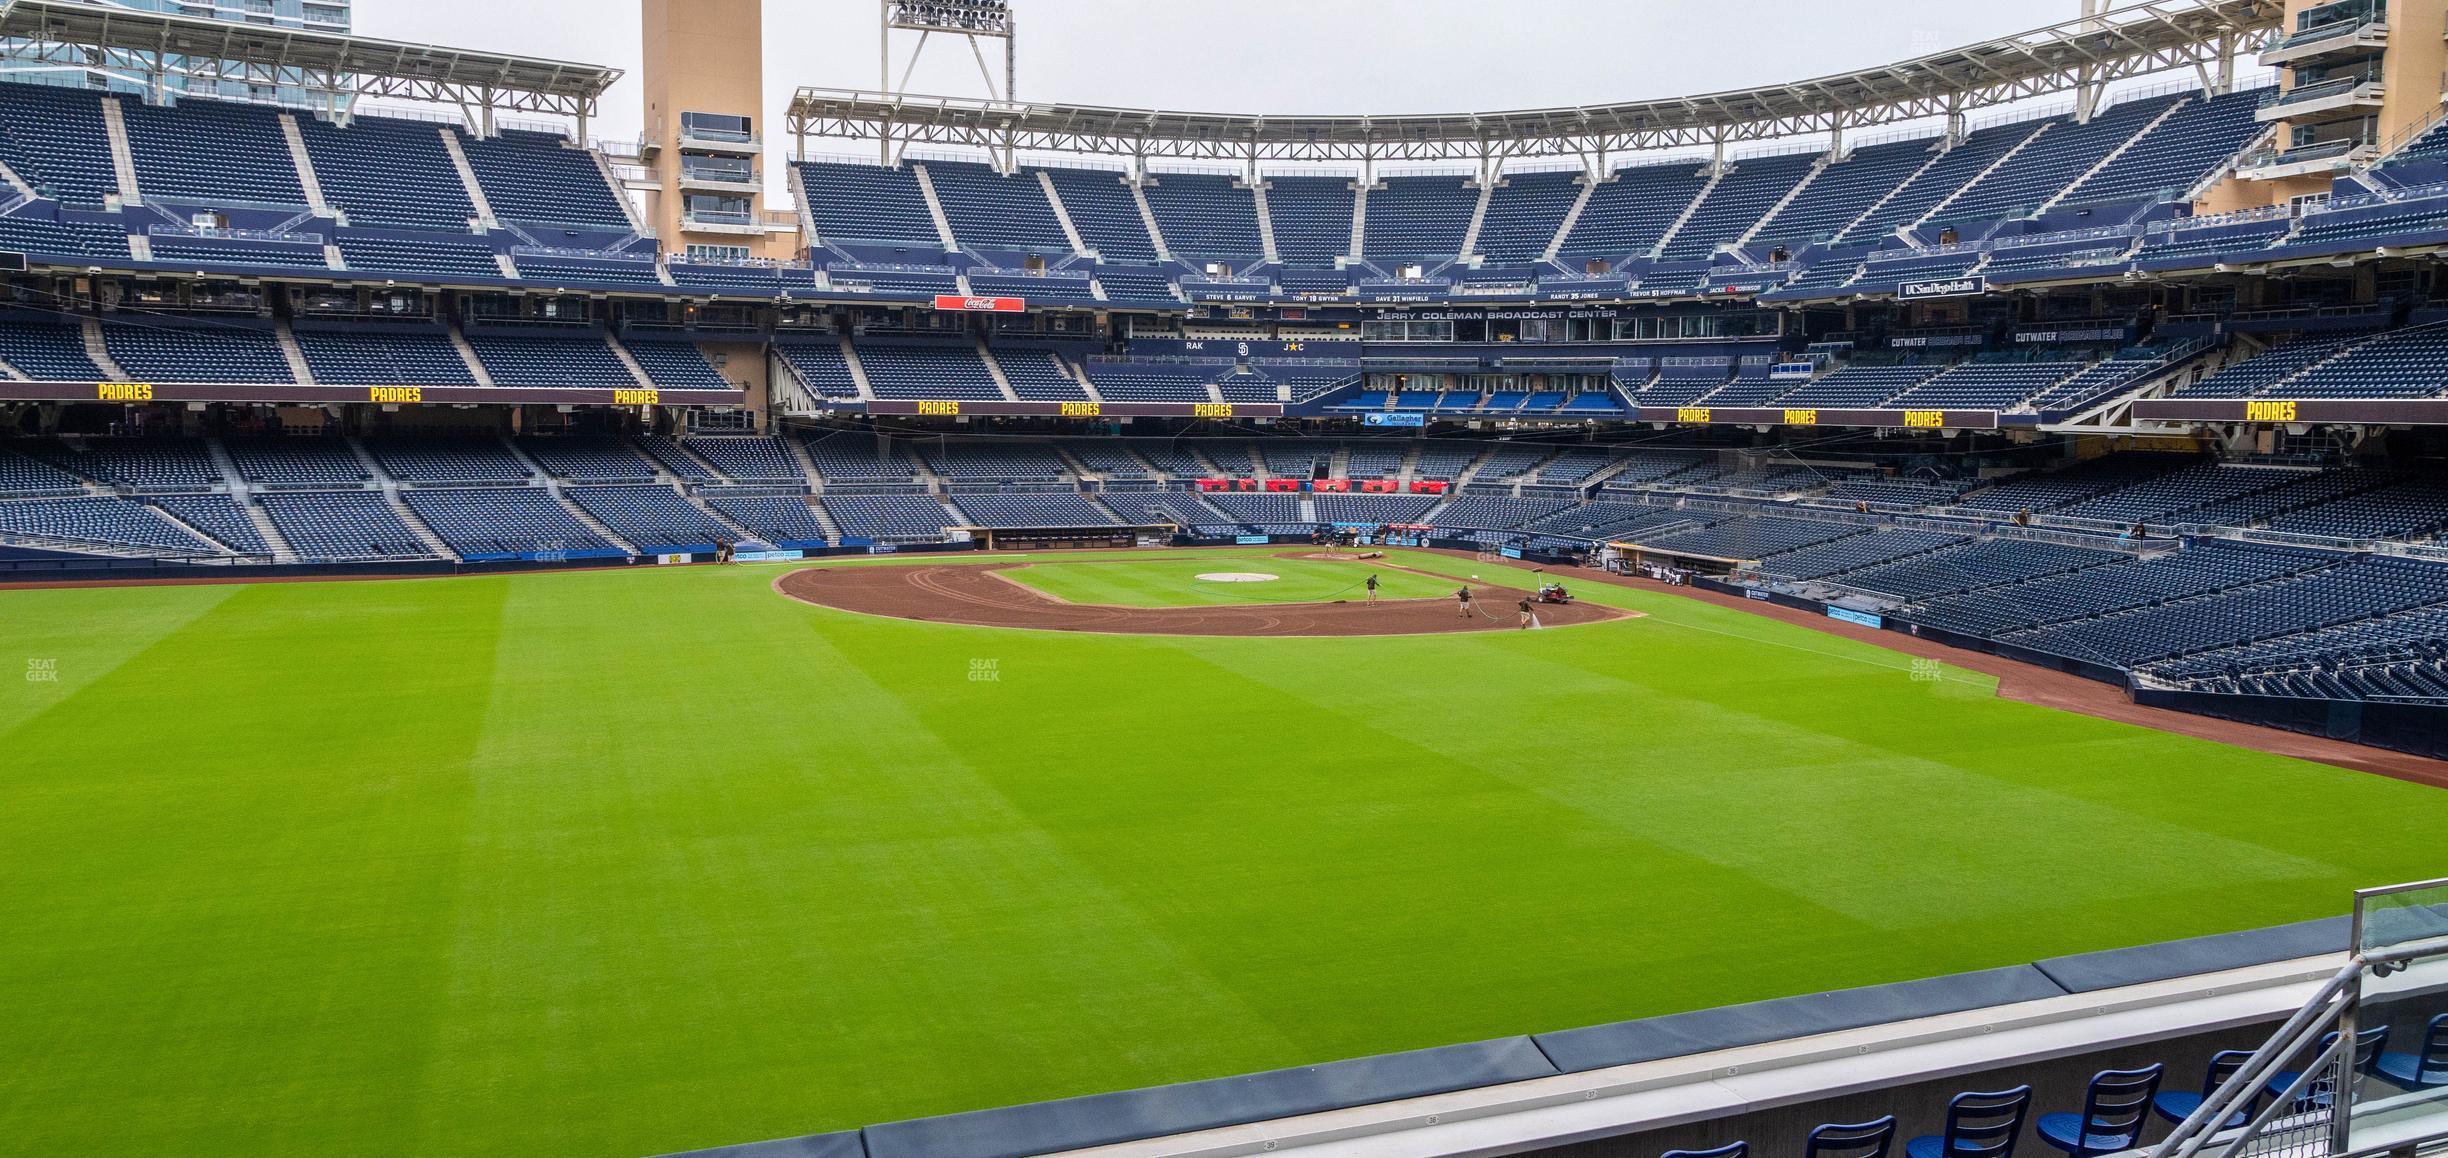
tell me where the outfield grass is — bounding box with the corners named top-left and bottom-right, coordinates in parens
top-left (5, 550), bottom-right (2446, 1156)
top-left (996, 552), bottom-right (1459, 606)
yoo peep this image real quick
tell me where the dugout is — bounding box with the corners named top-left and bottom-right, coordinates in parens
top-left (959, 523), bottom-right (1173, 551)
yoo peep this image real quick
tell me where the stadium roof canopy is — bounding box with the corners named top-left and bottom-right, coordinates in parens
top-left (787, 0), bottom-right (2281, 167)
top-left (0, 0), bottom-right (620, 123)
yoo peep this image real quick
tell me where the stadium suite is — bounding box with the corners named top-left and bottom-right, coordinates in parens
top-left (6, 2), bottom-right (2448, 1157)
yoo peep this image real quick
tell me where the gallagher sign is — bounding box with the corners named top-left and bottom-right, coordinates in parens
top-left (1897, 276), bottom-right (1985, 301)
top-left (934, 295), bottom-right (1026, 312)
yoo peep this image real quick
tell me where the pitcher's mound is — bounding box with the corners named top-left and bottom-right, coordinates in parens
top-left (777, 562), bottom-right (1631, 637)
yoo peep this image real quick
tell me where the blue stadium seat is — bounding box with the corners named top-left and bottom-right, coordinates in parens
top-left (1808, 1117), bottom-right (1899, 1158)
top-left (2034, 1067), bottom-right (2162, 1158)
top-left (2152, 1051), bottom-right (2255, 1128)
top-left (2374, 1013), bottom-right (2448, 1090)
top-left (1905, 1087), bottom-right (2030, 1158)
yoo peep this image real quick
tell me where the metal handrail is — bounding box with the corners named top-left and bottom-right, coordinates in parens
top-left (2158, 958), bottom-right (2362, 1158)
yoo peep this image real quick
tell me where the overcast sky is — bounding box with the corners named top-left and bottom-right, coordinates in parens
top-left (351, 2), bottom-right (2105, 142)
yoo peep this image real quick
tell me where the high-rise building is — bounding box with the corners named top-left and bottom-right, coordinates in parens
top-left (0, 0), bottom-right (353, 106)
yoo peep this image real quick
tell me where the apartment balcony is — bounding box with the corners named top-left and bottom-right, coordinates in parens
top-left (680, 209), bottom-right (769, 236)
top-left (2235, 136), bottom-right (2377, 180)
top-left (2257, 77), bottom-right (2387, 123)
top-left (2259, 18), bottom-right (2387, 67)
top-left (676, 128), bottom-right (761, 156)
top-left (677, 170), bottom-right (760, 195)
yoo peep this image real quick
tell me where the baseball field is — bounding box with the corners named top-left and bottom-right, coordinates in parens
top-left (5, 548), bottom-right (2444, 1157)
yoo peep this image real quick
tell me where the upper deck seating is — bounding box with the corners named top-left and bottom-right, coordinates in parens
top-left (1036, 166), bottom-right (1158, 263)
top-left (297, 113), bottom-right (478, 231)
top-left (0, 83), bottom-right (117, 205)
top-left (1752, 137), bottom-right (1936, 247)
top-left (1840, 119), bottom-right (2042, 242)
top-left (121, 96), bottom-right (305, 206)
top-left (1663, 152), bottom-right (1818, 259)
top-left (1932, 95), bottom-right (2181, 229)
top-left (459, 129), bottom-right (631, 229)
top-left (1559, 161), bottom-right (1709, 258)
top-left (924, 160), bottom-right (1071, 252)
top-left (795, 161), bottom-right (941, 246)
top-left (1474, 170), bottom-right (1582, 264)
top-left (1141, 171), bottom-right (1262, 263)
top-left (1268, 174), bottom-right (1357, 266)
top-left (2059, 89), bottom-right (2268, 208)
top-left (1363, 175), bottom-right (1477, 260)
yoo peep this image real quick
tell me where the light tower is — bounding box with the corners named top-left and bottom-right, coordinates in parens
top-left (877, 0), bottom-right (1017, 164)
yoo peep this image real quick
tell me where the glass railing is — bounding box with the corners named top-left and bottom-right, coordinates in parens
top-left (2344, 880), bottom-right (2448, 1158)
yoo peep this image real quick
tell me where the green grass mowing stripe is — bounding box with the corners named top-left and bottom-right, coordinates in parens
top-left (4, 563), bottom-right (2447, 1156)
top-left (0, 577), bottom-right (509, 1155)
top-left (997, 554), bottom-right (1455, 607)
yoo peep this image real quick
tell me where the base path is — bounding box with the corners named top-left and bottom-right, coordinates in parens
top-left (776, 561), bottom-right (1629, 637)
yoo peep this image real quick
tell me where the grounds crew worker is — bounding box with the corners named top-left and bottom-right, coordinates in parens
top-left (1454, 585), bottom-right (1473, 619)
top-left (1519, 596), bottom-right (1536, 629)
top-left (1366, 574), bottom-right (1380, 603)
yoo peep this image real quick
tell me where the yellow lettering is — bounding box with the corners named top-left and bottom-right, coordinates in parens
top-left (1903, 410), bottom-right (1946, 429)
top-left (97, 382), bottom-right (153, 402)
top-left (614, 388), bottom-right (662, 407)
top-left (1675, 407), bottom-right (1712, 424)
top-left (916, 399), bottom-right (961, 416)
top-left (1191, 402), bottom-right (1234, 419)
top-left (1783, 409), bottom-right (1819, 427)
top-left (1058, 401), bottom-right (1102, 418)
top-left (2245, 400), bottom-right (2299, 423)
top-left (368, 386), bottom-right (422, 404)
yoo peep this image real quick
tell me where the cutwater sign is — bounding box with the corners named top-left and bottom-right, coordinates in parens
top-left (1898, 276), bottom-right (1985, 301)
